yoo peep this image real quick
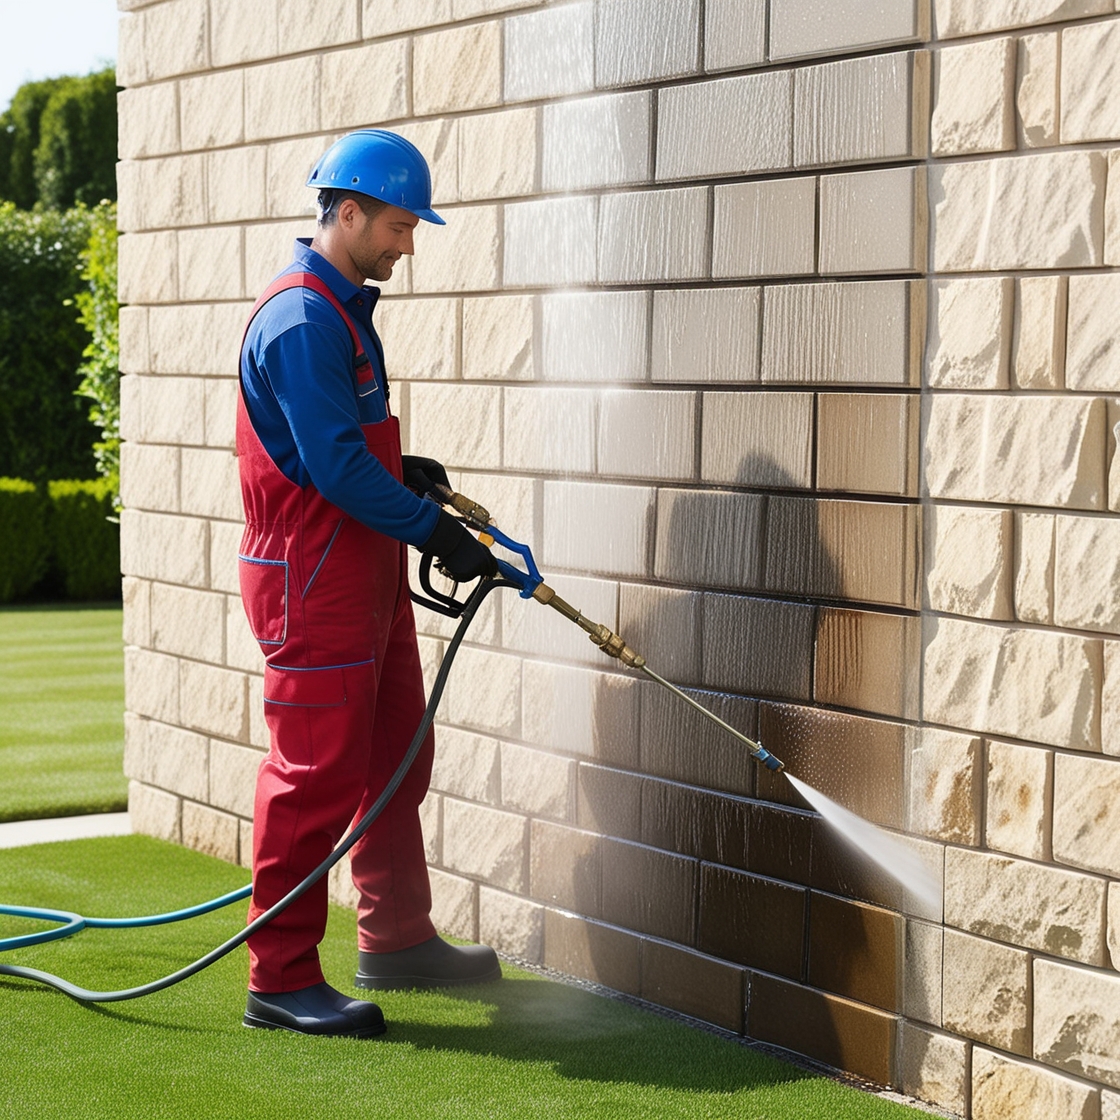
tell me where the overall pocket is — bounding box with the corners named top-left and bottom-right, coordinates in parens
top-left (239, 554), bottom-right (288, 645)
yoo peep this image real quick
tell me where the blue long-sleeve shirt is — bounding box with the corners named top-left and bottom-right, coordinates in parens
top-left (239, 239), bottom-right (439, 548)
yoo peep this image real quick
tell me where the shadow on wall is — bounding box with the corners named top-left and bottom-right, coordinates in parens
top-left (556, 454), bottom-right (910, 1082)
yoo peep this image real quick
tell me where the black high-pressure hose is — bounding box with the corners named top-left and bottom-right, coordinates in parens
top-left (0, 572), bottom-right (508, 1004)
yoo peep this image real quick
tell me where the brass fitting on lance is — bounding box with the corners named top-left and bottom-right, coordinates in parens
top-left (435, 485), bottom-right (492, 530)
top-left (531, 583), bottom-right (646, 669)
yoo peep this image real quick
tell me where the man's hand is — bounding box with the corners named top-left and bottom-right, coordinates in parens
top-left (422, 510), bottom-right (498, 582)
top-left (402, 455), bottom-right (450, 498)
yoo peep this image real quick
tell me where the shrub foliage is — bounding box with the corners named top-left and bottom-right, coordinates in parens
top-left (0, 477), bottom-right (49, 601)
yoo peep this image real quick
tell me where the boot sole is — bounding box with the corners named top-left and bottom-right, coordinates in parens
top-left (242, 1012), bottom-right (387, 1039)
top-left (353, 962), bottom-right (502, 991)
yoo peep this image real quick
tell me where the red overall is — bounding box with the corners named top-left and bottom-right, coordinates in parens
top-left (237, 273), bottom-right (436, 993)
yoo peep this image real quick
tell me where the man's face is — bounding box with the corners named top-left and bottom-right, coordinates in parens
top-left (346, 202), bottom-right (419, 283)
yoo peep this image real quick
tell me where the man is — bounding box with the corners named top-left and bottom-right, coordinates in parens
top-left (236, 130), bottom-right (500, 1039)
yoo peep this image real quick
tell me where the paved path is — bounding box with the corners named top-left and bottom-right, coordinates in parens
top-left (0, 813), bottom-right (131, 849)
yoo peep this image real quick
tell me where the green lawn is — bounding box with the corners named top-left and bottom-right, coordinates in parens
top-left (0, 836), bottom-right (927, 1120)
top-left (0, 603), bottom-right (126, 822)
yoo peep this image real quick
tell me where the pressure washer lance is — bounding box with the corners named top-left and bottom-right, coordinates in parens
top-left (434, 484), bottom-right (784, 774)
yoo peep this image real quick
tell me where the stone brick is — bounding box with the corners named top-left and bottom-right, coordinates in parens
top-left (430, 726), bottom-right (501, 804)
top-left (125, 648), bottom-right (180, 726)
top-left (641, 940), bottom-right (745, 1034)
top-left (924, 394), bottom-right (1107, 509)
top-left (972, 1047), bottom-right (1099, 1120)
top-left (948, 847), bottom-right (1106, 965)
top-left (503, 387), bottom-right (595, 474)
top-left (794, 51), bottom-right (928, 167)
top-left (245, 57), bottom-right (319, 143)
top-left (376, 297), bottom-right (458, 382)
top-left (178, 227), bottom-right (242, 303)
top-left (986, 739), bottom-right (1052, 861)
top-left (658, 72), bottom-right (791, 182)
top-left (1054, 754), bottom-right (1120, 876)
top-left (127, 376), bottom-right (203, 446)
top-left (428, 868), bottom-right (477, 941)
top-left (503, 2), bottom-right (594, 102)
top-left (595, 0), bottom-right (700, 88)
top-left (577, 763), bottom-right (641, 841)
top-left (538, 290), bottom-right (649, 382)
top-left (925, 505), bottom-right (1013, 620)
top-left (899, 1022), bottom-right (968, 1117)
top-left (419, 794), bottom-right (442, 866)
top-left (1055, 514), bottom-right (1120, 634)
top-left (1013, 275), bottom-right (1067, 389)
top-left (127, 719), bottom-right (209, 803)
top-left (816, 392), bottom-right (918, 497)
top-left (118, 84), bottom-right (179, 161)
top-left (1062, 19), bottom-right (1120, 144)
top-left (244, 220), bottom-right (313, 295)
top-left (120, 510), bottom-right (208, 587)
top-left (1107, 1089), bottom-right (1120, 1120)
top-left (142, 0), bottom-right (209, 80)
top-left (943, 928), bottom-right (1030, 1053)
top-left (182, 801), bottom-right (239, 863)
top-left (500, 742), bottom-right (574, 820)
top-left (225, 599), bottom-right (263, 675)
top-left (503, 195), bottom-right (598, 288)
top-left (413, 21), bottom-right (501, 116)
top-left (598, 187), bottom-right (709, 284)
top-left (478, 887), bottom-right (543, 962)
top-left (505, 575), bottom-right (622, 672)
top-left (767, 497), bottom-right (920, 609)
top-left (148, 302), bottom-right (250, 376)
top-left (412, 204), bottom-right (500, 294)
top-left (179, 70), bottom-right (244, 152)
top-left (520, 659), bottom-right (638, 767)
top-left (122, 578), bottom-right (151, 649)
top-left (1106, 642), bottom-right (1120, 758)
top-left (926, 277), bottom-right (1013, 390)
top-left (210, 0), bottom-right (276, 67)
top-left (361, 0), bottom-right (452, 35)
top-left (120, 442), bottom-right (179, 515)
top-left (118, 308), bottom-right (149, 376)
top-left (935, 0), bottom-right (1112, 37)
top-left (278, 0), bottom-right (360, 52)
top-left (541, 91), bottom-right (651, 192)
top-left (118, 231), bottom-right (178, 306)
top-left (924, 616), bottom-right (1101, 751)
top-left (816, 608), bottom-right (920, 720)
top-left (1067, 274), bottom-right (1120, 391)
top-left (771, 0), bottom-right (927, 60)
top-left (1017, 32), bottom-right (1059, 148)
top-left (616, 583), bottom-right (701, 689)
top-left (150, 584), bottom-right (224, 664)
top-left (904, 919), bottom-right (944, 1026)
top-left (442, 799), bottom-right (526, 892)
top-left (116, 12), bottom-right (146, 87)
top-left (207, 146), bottom-right (268, 225)
top-left (129, 780), bottom-right (181, 844)
top-left (653, 489), bottom-right (765, 591)
top-left (807, 892), bottom-right (902, 1011)
top-left (542, 910), bottom-right (641, 994)
top-left (247, 675), bottom-right (267, 751)
top-left (1015, 512), bottom-right (1055, 624)
top-left (712, 178), bottom-right (816, 279)
top-left (761, 280), bottom-right (922, 386)
top-left (907, 727), bottom-right (980, 844)
top-left (1110, 881), bottom-right (1120, 970)
top-left (651, 287), bottom-right (761, 383)
top-left (179, 661), bottom-right (247, 742)
top-left (529, 820), bottom-right (600, 915)
top-left (441, 646), bottom-right (521, 739)
top-left (210, 523), bottom-right (243, 598)
top-left (204, 379), bottom-right (238, 452)
top-left (137, 153), bottom-right (208, 231)
top-left (819, 165), bottom-right (926, 275)
top-left (1035, 957), bottom-right (1120, 1088)
top-left (321, 39), bottom-right (408, 132)
top-left (704, 0), bottom-right (766, 72)
top-left (453, 0), bottom-right (543, 16)
top-left (459, 107), bottom-right (537, 202)
top-left (932, 37), bottom-right (1016, 157)
top-left (932, 151), bottom-right (1107, 271)
top-left (599, 391), bottom-right (694, 481)
top-left (408, 382), bottom-right (501, 470)
top-left (600, 838), bottom-right (697, 943)
top-left (543, 481), bottom-right (655, 578)
top-left (392, 119), bottom-right (459, 206)
top-left (461, 295), bottom-right (533, 382)
top-left (699, 391), bottom-right (812, 490)
top-left (1109, 149), bottom-right (1120, 267)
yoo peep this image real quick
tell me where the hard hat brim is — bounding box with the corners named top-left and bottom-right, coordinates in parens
top-left (415, 207), bottom-right (446, 226)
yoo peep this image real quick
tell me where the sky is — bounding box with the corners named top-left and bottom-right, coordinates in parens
top-left (0, 0), bottom-right (118, 111)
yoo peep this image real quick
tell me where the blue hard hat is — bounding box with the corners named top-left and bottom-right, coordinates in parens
top-left (307, 130), bottom-right (445, 225)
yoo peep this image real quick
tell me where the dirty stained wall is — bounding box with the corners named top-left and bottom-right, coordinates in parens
top-left (115, 1), bottom-right (1120, 1116)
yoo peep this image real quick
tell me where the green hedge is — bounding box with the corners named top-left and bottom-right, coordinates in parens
top-left (0, 477), bottom-right (119, 603)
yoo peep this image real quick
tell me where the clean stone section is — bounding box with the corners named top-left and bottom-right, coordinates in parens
top-left (598, 187), bottom-right (710, 283)
top-left (943, 929), bottom-right (1030, 1054)
top-left (924, 505), bottom-right (1013, 620)
top-left (1016, 31), bottom-right (1059, 148)
top-left (651, 287), bottom-right (762, 383)
top-left (931, 150), bottom-right (1106, 271)
top-left (503, 2), bottom-right (594, 103)
top-left (934, 0), bottom-right (1114, 38)
top-left (504, 196), bottom-right (598, 287)
top-left (985, 739), bottom-right (1052, 861)
top-left (1066, 274), bottom-right (1120, 391)
top-left (971, 1046), bottom-right (1101, 1120)
top-left (699, 391), bottom-right (814, 489)
top-left (816, 393), bottom-right (918, 497)
top-left (770, 0), bottom-right (927, 60)
top-left (598, 390), bottom-right (696, 481)
top-left (539, 290), bottom-right (650, 382)
top-left (899, 1021), bottom-right (968, 1116)
top-left (1054, 515), bottom-right (1120, 634)
top-left (924, 394), bottom-right (1106, 509)
top-left (1034, 958), bottom-right (1120, 1089)
top-left (906, 727), bottom-right (980, 844)
top-left (712, 178), bottom-right (817, 279)
top-left (1013, 275), bottom-right (1067, 389)
top-left (931, 37), bottom-right (1016, 157)
top-left (541, 90), bottom-right (652, 192)
top-left (1053, 754), bottom-right (1120, 877)
top-left (923, 616), bottom-right (1101, 751)
top-left (704, 0), bottom-right (766, 72)
top-left (595, 0), bottom-right (701, 88)
top-left (945, 847), bottom-right (1106, 965)
top-left (1061, 18), bottom-right (1120, 144)
top-left (926, 277), bottom-right (1013, 390)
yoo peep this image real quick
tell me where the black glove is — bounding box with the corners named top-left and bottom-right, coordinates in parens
top-left (423, 509), bottom-right (498, 582)
top-left (402, 454), bottom-right (450, 499)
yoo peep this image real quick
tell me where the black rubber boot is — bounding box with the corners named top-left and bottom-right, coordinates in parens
top-left (243, 981), bottom-right (386, 1037)
top-left (355, 935), bottom-right (501, 990)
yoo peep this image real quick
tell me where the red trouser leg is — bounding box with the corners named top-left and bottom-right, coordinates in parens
top-left (247, 661), bottom-right (379, 992)
top-left (351, 604), bottom-right (437, 954)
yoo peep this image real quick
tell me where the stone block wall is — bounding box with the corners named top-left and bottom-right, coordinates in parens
top-left (116, 0), bottom-right (1120, 1115)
